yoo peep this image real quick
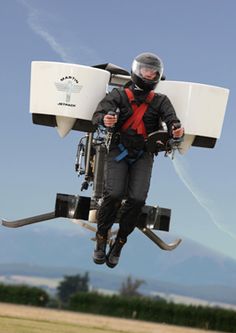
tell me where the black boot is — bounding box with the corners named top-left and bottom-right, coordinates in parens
top-left (106, 238), bottom-right (126, 268)
top-left (93, 233), bottom-right (107, 265)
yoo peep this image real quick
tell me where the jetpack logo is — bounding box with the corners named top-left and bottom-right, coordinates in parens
top-left (55, 76), bottom-right (83, 107)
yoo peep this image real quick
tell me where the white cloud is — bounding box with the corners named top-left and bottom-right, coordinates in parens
top-left (18, 0), bottom-right (79, 63)
top-left (172, 155), bottom-right (236, 241)
top-left (18, 0), bottom-right (104, 67)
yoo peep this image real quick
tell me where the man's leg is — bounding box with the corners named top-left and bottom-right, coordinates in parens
top-left (93, 148), bottom-right (128, 264)
top-left (118, 151), bottom-right (154, 239)
top-left (106, 152), bottom-right (154, 268)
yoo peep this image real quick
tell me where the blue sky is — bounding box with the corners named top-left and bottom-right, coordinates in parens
top-left (1, 0), bottom-right (236, 262)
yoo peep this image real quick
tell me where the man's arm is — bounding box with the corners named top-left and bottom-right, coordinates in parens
top-left (92, 88), bottom-right (121, 127)
top-left (159, 95), bottom-right (184, 138)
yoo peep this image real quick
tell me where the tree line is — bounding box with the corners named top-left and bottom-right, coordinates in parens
top-left (1, 273), bottom-right (236, 332)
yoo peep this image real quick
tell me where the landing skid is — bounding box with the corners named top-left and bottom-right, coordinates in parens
top-left (1, 193), bottom-right (181, 252)
top-left (1, 212), bottom-right (55, 228)
top-left (140, 227), bottom-right (181, 251)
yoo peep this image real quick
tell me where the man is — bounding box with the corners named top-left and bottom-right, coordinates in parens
top-left (92, 52), bottom-right (184, 268)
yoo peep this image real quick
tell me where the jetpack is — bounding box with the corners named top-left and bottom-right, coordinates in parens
top-left (1, 61), bottom-right (229, 252)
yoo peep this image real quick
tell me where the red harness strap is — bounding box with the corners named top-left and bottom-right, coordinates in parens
top-left (122, 88), bottom-right (155, 138)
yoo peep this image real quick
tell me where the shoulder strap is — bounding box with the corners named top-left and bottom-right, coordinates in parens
top-left (124, 88), bottom-right (155, 105)
top-left (146, 90), bottom-right (155, 104)
top-left (124, 88), bottom-right (135, 104)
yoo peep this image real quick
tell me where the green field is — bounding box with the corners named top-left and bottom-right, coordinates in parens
top-left (0, 316), bottom-right (113, 333)
top-left (0, 303), bottom-right (222, 333)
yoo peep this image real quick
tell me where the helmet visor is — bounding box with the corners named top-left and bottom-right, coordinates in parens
top-left (132, 59), bottom-right (163, 82)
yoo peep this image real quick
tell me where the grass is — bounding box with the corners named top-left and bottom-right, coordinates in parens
top-left (0, 316), bottom-right (118, 333)
top-left (0, 303), bottom-right (222, 333)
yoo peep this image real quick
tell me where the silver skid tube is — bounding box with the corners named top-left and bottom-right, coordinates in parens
top-left (140, 227), bottom-right (182, 251)
top-left (1, 212), bottom-right (56, 228)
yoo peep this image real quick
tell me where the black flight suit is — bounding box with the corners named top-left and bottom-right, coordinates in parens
top-left (92, 83), bottom-right (180, 242)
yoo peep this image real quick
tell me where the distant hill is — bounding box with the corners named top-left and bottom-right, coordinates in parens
top-left (1, 222), bottom-right (236, 305)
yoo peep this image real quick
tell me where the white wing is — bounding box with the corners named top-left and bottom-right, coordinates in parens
top-left (55, 82), bottom-right (68, 92)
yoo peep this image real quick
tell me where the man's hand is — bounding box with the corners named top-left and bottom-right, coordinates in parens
top-left (104, 114), bottom-right (118, 127)
top-left (172, 124), bottom-right (184, 138)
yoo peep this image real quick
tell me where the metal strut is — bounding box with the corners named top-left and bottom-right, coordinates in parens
top-left (140, 227), bottom-right (182, 251)
top-left (1, 212), bottom-right (56, 228)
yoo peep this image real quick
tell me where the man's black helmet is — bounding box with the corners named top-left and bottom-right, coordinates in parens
top-left (131, 52), bottom-right (164, 91)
